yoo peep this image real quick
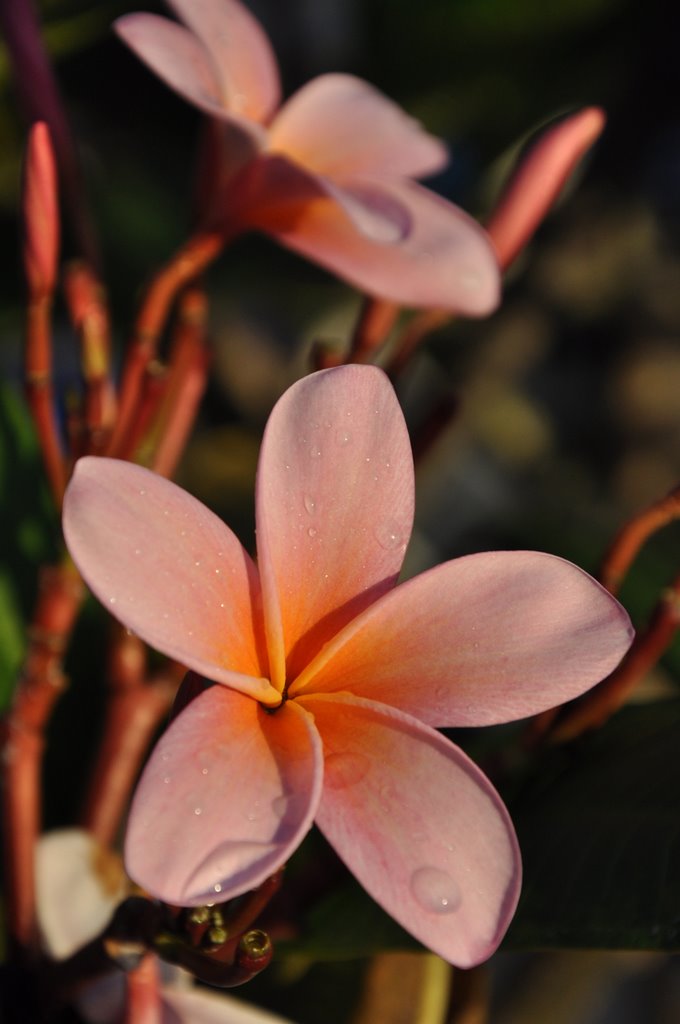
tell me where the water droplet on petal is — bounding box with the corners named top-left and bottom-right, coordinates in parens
top-left (374, 522), bottom-right (404, 550)
top-left (201, 767), bottom-right (209, 775)
top-left (307, 527), bottom-right (317, 538)
top-left (271, 794), bottom-right (289, 819)
top-left (325, 752), bottom-right (370, 789)
top-left (163, 776), bottom-right (171, 784)
top-left (194, 807), bottom-right (202, 816)
top-left (336, 429), bottom-right (352, 446)
top-left (139, 489), bottom-right (146, 496)
top-left (303, 494), bottom-right (316, 515)
top-left (410, 866), bottom-right (461, 914)
top-left (134, 548), bottom-right (141, 556)
top-left (379, 783), bottom-right (395, 809)
top-left (310, 446), bottom-right (322, 458)
top-left (461, 270), bottom-right (481, 291)
top-left (109, 597), bottom-right (116, 605)
top-left (213, 883), bottom-right (222, 893)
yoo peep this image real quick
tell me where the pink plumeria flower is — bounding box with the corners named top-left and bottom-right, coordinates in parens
top-left (35, 830), bottom-right (294, 1024)
top-left (63, 366), bottom-right (632, 967)
top-left (114, 0), bottom-right (499, 315)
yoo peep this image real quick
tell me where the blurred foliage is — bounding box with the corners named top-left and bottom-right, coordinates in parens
top-left (0, 383), bottom-right (59, 709)
top-left (508, 700), bottom-right (680, 950)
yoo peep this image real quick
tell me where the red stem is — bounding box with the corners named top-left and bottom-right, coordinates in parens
top-left (83, 629), bottom-right (180, 847)
top-left (599, 484), bottom-right (680, 596)
top-left (25, 296), bottom-right (67, 507)
top-left (124, 954), bottom-right (163, 1024)
top-left (1, 562), bottom-right (83, 957)
top-left (546, 574), bottom-right (680, 743)
top-left (107, 232), bottom-right (223, 458)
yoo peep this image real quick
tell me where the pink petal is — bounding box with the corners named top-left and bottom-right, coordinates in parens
top-left (163, 987), bottom-right (294, 1023)
top-left (239, 160), bottom-right (500, 314)
top-left (35, 830), bottom-right (127, 960)
top-left (230, 155), bottom-right (412, 243)
top-left (167, 0), bottom-right (281, 122)
top-left (63, 458), bottom-right (278, 704)
top-left (125, 686), bottom-right (322, 906)
top-left (255, 365), bottom-right (414, 687)
top-left (487, 107), bottom-right (606, 270)
top-left (291, 551), bottom-right (634, 726)
top-left (268, 73), bottom-right (448, 180)
top-left (114, 13), bottom-right (267, 152)
top-left (115, 14), bottom-right (226, 117)
top-left (300, 693), bottom-right (520, 967)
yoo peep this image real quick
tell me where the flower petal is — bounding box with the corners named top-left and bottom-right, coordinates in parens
top-left (255, 365), bottom-right (414, 687)
top-left (125, 686), bottom-right (322, 906)
top-left (291, 552), bottom-right (634, 726)
top-left (268, 73), bottom-right (447, 180)
top-left (115, 14), bottom-right (226, 117)
top-left (167, 0), bottom-right (281, 122)
top-left (241, 162), bottom-right (500, 314)
top-left (63, 457), bottom-right (277, 704)
top-left (35, 830), bottom-right (127, 960)
top-left (163, 987), bottom-right (295, 1024)
top-left (300, 693), bottom-right (520, 967)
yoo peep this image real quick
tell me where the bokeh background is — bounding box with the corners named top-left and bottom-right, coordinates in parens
top-left (2, 0), bottom-right (680, 1020)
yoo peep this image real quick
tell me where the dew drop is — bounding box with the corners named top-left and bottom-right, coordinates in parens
top-left (307, 527), bottom-right (317, 538)
top-left (109, 597), bottom-right (116, 605)
top-left (310, 446), bottom-right (322, 458)
top-left (410, 866), bottom-right (461, 914)
top-left (213, 883), bottom-right (222, 893)
top-left (139, 489), bottom-right (146, 496)
top-left (161, 753), bottom-right (170, 762)
top-left (163, 776), bottom-right (171, 784)
top-left (379, 783), bottom-right (395, 809)
top-left (460, 269), bottom-right (481, 291)
top-left (303, 494), bottom-right (316, 515)
top-left (336, 429), bottom-right (352, 446)
top-left (201, 767), bottom-right (209, 775)
top-left (163, 509), bottom-right (169, 517)
top-left (194, 560), bottom-right (201, 568)
top-left (325, 752), bottom-right (370, 789)
top-left (194, 807), bottom-right (202, 816)
top-left (134, 548), bottom-right (141, 556)
top-left (271, 794), bottom-right (289, 819)
top-left (374, 522), bottom-right (404, 550)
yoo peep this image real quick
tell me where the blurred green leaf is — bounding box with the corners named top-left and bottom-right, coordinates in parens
top-left (281, 881), bottom-right (421, 961)
top-left (0, 383), bottom-right (59, 709)
top-left (506, 700), bottom-right (680, 950)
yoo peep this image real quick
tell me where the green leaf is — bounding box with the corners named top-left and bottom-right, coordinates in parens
top-left (0, 383), bottom-right (59, 709)
top-left (281, 880), bottom-right (421, 960)
top-left (506, 700), bottom-right (680, 950)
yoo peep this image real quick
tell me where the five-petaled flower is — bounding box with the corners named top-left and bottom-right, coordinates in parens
top-left (115, 0), bottom-right (500, 315)
top-left (63, 366), bottom-right (633, 967)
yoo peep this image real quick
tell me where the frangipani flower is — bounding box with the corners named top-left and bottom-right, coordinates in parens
top-left (115, 0), bottom-right (499, 315)
top-left (63, 366), bottom-right (632, 967)
top-left (35, 830), bottom-right (294, 1024)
